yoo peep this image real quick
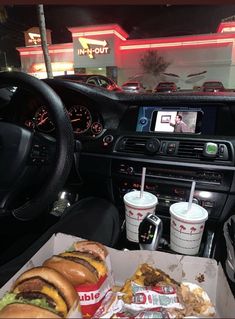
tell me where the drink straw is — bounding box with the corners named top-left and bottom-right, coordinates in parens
top-left (187, 180), bottom-right (196, 213)
top-left (140, 167), bottom-right (146, 198)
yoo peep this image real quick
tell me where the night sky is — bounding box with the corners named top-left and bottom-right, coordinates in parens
top-left (1, 4), bottom-right (235, 67)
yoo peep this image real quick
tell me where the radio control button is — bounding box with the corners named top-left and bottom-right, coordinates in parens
top-left (218, 144), bottom-right (229, 160)
top-left (126, 166), bottom-right (134, 174)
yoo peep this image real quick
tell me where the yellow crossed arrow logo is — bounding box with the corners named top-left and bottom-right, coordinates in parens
top-left (78, 37), bottom-right (108, 59)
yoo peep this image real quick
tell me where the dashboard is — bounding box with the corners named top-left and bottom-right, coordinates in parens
top-left (2, 78), bottom-right (235, 259)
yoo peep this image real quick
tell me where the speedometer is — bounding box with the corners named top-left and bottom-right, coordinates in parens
top-left (68, 105), bottom-right (92, 134)
top-left (35, 106), bottom-right (54, 133)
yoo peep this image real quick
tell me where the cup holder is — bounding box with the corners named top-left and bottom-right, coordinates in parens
top-left (116, 220), bottom-right (211, 258)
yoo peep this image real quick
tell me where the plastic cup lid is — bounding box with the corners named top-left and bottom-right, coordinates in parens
top-left (170, 202), bottom-right (208, 222)
top-left (124, 190), bottom-right (158, 208)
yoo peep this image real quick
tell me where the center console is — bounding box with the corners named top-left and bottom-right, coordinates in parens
top-left (111, 150), bottom-right (235, 257)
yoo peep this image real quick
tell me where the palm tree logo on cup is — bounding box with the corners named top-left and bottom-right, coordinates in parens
top-left (179, 224), bottom-right (186, 233)
top-left (128, 210), bottom-right (134, 217)
top-left (190, 226), bottom-right (197, 235)
top-left (137, 212), bottom-right (143, 221)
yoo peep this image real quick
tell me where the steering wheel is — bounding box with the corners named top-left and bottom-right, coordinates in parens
top-left (0, 72), bottom-right (74, 221)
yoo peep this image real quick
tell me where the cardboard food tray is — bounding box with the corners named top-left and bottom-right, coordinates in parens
top-left (0, 232), bottom-right (235, 318)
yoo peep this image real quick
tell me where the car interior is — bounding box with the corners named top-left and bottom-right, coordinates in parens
top-left (0, 71), bottom-right (235, 295)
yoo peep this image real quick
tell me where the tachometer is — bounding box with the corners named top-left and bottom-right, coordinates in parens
top-left (68, 105), bottom-right (92, 134)
top-left (35, 106), bottom-right (54, 133)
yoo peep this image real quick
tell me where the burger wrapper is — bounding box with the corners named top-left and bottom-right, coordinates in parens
top-left (75, 253), bottom-right (114, 318)
top-left (93, 281), bottom-right (216, 318)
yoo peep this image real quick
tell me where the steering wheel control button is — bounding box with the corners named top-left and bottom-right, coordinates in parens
top-left (30, 143), bottom-right (48, 165)
top-left (203, 142), bottom-right (218, 157)
top-left (103, 134), bottom-right (114, 147)
top-left (146, 138), bottom-right (160, 154)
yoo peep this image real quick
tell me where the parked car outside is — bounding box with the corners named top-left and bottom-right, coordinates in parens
top-left (154, 82), bottom-right (177, 93)
top-left (54, 74), bottom-right (122, 92)
top-left (121, 81), bottom-right (146, 93)
top-left (201, 81), bottom-right (225, 92)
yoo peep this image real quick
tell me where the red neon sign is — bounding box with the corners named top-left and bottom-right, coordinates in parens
top-left (18, 44), bottom-right (73, 56)
top-left (217, 22), bottom-right (235, 33)
top-left (68, 24), bottom-right (128, 41)
top-left (72, 30), bottom-right (126, 41)
top-left (120, 35), bottom-right (235, 51)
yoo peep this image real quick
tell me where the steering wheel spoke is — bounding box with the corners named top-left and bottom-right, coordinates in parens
top-left (0, 122), bottom-right (32, 189)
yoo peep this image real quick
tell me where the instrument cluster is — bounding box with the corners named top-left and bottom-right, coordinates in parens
top-left (24, 104), bottom-right (104, 138)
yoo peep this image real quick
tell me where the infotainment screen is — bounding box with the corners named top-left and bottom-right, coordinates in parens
top-left (136, 106), bottom-right (216, 134)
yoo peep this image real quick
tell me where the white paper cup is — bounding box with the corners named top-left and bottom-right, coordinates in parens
top-left (170, 202), bottom-right (208, 255)
top-left (124, 190), bottom-right (158, 242)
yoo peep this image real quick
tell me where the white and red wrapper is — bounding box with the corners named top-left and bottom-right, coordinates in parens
top-left (75, 254), bottom-right (114, 318)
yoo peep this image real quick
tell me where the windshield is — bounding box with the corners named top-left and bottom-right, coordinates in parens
top-left (2, 5), bottom-right (235, 93)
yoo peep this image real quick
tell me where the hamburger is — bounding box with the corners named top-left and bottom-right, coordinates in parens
top-left (73, 240), bottom-right (108, 261)
top-left (43, 240), bottom-right (108, 286)
top-left (0, 266), bottom-right (78, 318)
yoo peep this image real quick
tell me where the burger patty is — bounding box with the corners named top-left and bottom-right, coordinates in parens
top-left (68, 251), bottom-right (102, 262)
top-left (14, 276), bottom-right (69, 310)
top-left (59, 256), bottom-right (98, 277)
top-left (15, 278), bottom-right (45, 292)
top-left (16, 291), bottom-right (56, 309)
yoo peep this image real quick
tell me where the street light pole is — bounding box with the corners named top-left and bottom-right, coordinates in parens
top-left (3, 51), bottom-right (7, 69)
top-left (37, 4), bottom-right (53, 79)
top-left (0, 51), bottom-right (7, 70)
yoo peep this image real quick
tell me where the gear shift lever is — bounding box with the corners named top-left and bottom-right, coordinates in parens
top-left (139, 213), bottom-right (163, 250)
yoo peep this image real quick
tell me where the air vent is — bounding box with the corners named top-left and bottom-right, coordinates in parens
top-left (116, 137), bottom-right (148, 154)
top-left (177, 141), bottom-right (204, 159)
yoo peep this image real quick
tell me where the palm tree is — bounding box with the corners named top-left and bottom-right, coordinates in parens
top-left (139, 50), bottom-right (170, 90)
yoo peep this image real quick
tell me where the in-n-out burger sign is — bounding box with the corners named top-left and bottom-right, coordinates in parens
top-left (28, 32), bottom-right (41, 45)
top-left (78, 37), bottom-right (110, 59)
top-left (24, 27), bottom-right (52, 47)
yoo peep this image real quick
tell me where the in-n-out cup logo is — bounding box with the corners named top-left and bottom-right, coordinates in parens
top-left (124, 191), bottom-right (158, 242)
top-left (170, 202), bottom-right (208, 255)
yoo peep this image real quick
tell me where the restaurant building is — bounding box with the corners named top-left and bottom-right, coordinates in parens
top-left (17, 21), bottom-right (235, 89)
